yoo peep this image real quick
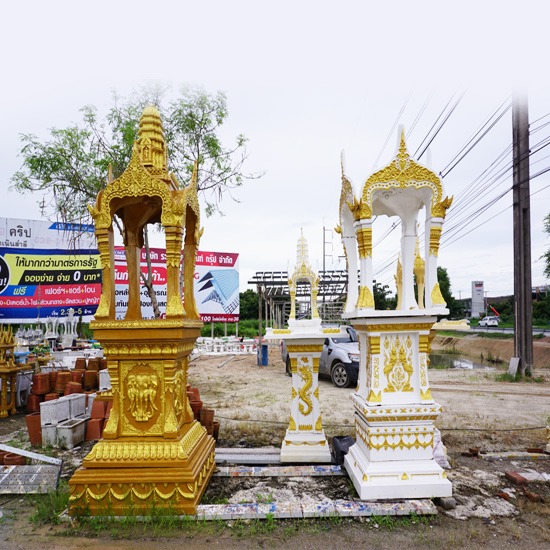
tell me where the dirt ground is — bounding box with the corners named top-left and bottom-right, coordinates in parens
top-left (0, 337), bottom-right (549, 549)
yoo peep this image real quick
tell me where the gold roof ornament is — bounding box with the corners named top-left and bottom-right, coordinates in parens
top-left (359, 129), bottom-right (452, 220)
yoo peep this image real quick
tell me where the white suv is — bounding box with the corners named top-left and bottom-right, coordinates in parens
top-left (478, 316), bottom-right (499, 327)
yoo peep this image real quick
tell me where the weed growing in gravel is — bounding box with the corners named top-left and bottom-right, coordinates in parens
top-left (29, 481), bottom-right (69, 525)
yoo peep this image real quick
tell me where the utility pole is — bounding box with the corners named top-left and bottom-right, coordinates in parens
top-left (512, 92), bottom-right (533, 376)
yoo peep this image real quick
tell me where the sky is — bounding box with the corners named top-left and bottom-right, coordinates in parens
top-left (1, 0), bottom-right (550, 300)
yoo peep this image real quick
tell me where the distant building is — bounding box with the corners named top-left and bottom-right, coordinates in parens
top-left (471, 281), bottom-right (485, 318)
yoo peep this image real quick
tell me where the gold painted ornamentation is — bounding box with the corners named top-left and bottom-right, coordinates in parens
top-left (383, 336), bottom-right (413, 393)
top-left (367, 433), bottom-right (434, 451)
top-left (357, 285), bottom-right (375, 308)
top-left (372, 357), bottom-right (380, 388)
top-left (431, 283), bottom-right (446, 305)
top-left (298, 424), bottom-right (313, 431)
top-left (287, 344), bottom-right (323, 353)
top-left (356, 226), bottom-right (373, 259)
top-left (297, 365), bottom-right (313, 416)
top-left (289, 415), bottom-right (297, 430)
top-left (126, 365), bottom-right (159, 422)
top-left (285, 440), bottom-right (326, 446)
top-left (420, 389), bottom-right (433, 401)
top-left (273, 329), bottom-right (291, 334)
top-left (315, 416), bottom-right (323, 431)
top-left (367, 390), bottom-right (382, 403)
top-left (429, 226), bottom-right (442, 257)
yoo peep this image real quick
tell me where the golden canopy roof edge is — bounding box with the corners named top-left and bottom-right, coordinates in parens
top-left (357, 129), bottom-right (452, 219)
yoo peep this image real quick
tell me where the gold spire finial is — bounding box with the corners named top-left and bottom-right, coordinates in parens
top-left (138, 105), bottom-right (167, 173)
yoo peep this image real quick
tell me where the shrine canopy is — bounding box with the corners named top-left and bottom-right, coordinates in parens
top-left (339, 129), bottom-right (453, 316)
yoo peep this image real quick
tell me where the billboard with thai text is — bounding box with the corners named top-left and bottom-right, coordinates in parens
top-left (0, 218), bottom-right (100, 322)
top-left (0, 218), bottom-right (239, 324)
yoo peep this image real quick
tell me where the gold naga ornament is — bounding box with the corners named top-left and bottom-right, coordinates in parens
top-left (68, 106), bottom-right (215, 516)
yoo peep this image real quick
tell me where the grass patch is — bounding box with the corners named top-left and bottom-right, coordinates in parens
top-left (29, 482), bottom-right (70, 525)
top-left (495, 373), bottom-right (545, 383)
top-left (475, 332), bottom-right (514, 340)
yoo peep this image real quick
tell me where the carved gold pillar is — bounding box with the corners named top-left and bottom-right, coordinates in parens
top-left (124, 230), bottom-right (143, 321)
top-left (94, 228), bottom-right (115, 319)
top-left (165, 225), bottom-right (185, 318)
top-left (355, 220), bottom-right (374, 309)
top-left (425, 220), bottom-right (445, 309)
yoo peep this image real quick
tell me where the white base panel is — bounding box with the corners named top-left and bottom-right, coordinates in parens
top-left (280, 429), bottom-right (332, 463)
top-left (344, 443), bottom-right (452, 500)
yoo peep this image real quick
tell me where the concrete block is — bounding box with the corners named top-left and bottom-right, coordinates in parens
top-left (56, 418), bottom-right (86, 449)
top-left (98, 369), bottom-right (111, 390)
top-left (41, 424), bottom-right (57, 447)
top-left (60, 394), bottom-right (86, 419)
top-left (40, 398), bottom-right (70, 426)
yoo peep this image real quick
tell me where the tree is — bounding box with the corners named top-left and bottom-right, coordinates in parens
top-left (373, 281), bottom-right (396, 310)
top-left (239, 289), bottom-right (259, 320)
top-left (12, 86), bottom-right (260, 317)
top-left (543, 213), bottom-right (550, 279)
top-left (437, 266), bottom-right (464, 318)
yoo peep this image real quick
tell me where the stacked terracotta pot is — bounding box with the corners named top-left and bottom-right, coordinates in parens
top-left (26, 372), bottom-right (50, 413)
top-left (85, 398), bottom-right (112, 441)
top-left (186, 385), bottom-right (220, 441)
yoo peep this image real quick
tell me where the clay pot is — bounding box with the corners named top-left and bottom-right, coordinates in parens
top-left (87, 358), bottom-right (100, 371)
top-left (70, 370), bottom-right (83, 384)
top-left (190, 400), bottom-right (203, 420)
top-left (44, 393), bottom-right (59, 401)
top-left (85, 418), bottom-right (104, 441)
top-left (199, 408), bottom-right (215, 429)
top-left (4, 453), bottom-right (27, 466)
top-left (31, 373), bottom-right (50, 395)
top-left (90, 399), bottom-right (106, 419)
top-left (83, 371), bottom-right (98, 390)
top-left (64, 381), bottom-right (82, 395)
top-left (74, 357), bottom-right (87, 370)
top-left (55, 371), bottom-right (71, 393)
top-left (25, 412), bottom-right (42, 446)
top-left (191, 387), bottom-right (200, 400)
top-left (49, 370), bottom-right (58, 388)
top-left (26, 393), bottom-right (43, 413)
top-left (99, 358), bottom-right (107, 370)
top-left (213, 421), bottom-right (220, 442)
top-left (0, 451), bottom-right (9, 465)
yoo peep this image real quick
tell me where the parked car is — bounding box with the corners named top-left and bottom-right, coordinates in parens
top-left (478, 316), bottom-right (499, 327)
top-left (280, 326), bottom-right (360, 388)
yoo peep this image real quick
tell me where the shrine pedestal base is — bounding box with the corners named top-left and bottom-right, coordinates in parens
top-left (281, 429), bottom-right (331, 463)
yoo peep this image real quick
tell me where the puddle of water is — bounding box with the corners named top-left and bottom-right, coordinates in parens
top-left (429, 353), bottom-right (496, 370)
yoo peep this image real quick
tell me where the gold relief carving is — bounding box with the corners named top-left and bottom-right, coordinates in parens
top-left (355, 322), bottom-right (434, 333)
top-left (357, 285), bottom-right (375, 308)
top-left (369, 335), bottom-right (381, 355)
top-left (356, 227), bottom-right (373, 259)
top-left (173, 369), bottom-right (191, 424)
top-left (315, 416), bottom-right (322, 431)
top-left (273, 329), bottom-right (291, 334)
top-left (420, 389), bottom-right (433, 401)
top-left (348, 196), bottom-right (372, 221)
top-left (360, 131), bottom-right (443, 220)
top-left (289, 415), bottom-right (297, 430)
top-left (126, 365), bottom-right (160, 422)
top-left (373, 357), bottom-right (380, 388)
top-left (91, 318), bottom-right (200, 330)
top-left (314, 387), bottom-right (319, 399)
top-left (432, 196), bottom-right (453, 219)
top-left (383, 336), bottom-right (413, 393)
top-left (297, 365), bottom-right (313, 416)
top-left (166, 294), bottom-right (185, 318)
top-left (291, 387), bottom-right (297, 399)
top-left (420, 356), bottom-right (428, 387)
top-left (368, 433), bottom-right (434, 451)
top-left (401, 473), bottom-right (410, 480)
top-left (287, 344), bottom-right (323, 353)
top-left (429, 226), bottom-right (442, 256)
top-left (367, 390), bottom-right (382, 403)
top-left (322, 328), bottom-right (340, 334)
top-left (431, 283), bottom-right (446, 305)
top-left (419, 334), bottom-right (429, 353)
top-left (298, 424), bottom-right (313, 431)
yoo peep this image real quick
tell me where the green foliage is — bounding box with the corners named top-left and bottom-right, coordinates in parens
top-left (29, 482), bottom-right (69, 525)
top-left (200, 319), bottom-right (260, 338)
top-left (373, 281), bottom-right (396, 310)
top-left (12, 85), bottom-right (259, 222)
top-left (239, 289), bottom-right (259, 319)
top-left (437, 266), bottom-right (464, 318)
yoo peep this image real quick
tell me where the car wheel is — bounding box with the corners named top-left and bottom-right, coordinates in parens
top-left (331, 362), bottom-right (351, 388)
top-left (285, 357), bottom-right (292, 377)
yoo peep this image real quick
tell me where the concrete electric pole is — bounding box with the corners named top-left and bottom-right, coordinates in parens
top-left (512, 92), bottom-right (533, 376)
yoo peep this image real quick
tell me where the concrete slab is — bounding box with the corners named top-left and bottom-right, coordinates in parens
top-left (214, 464), bottom-right (345, 477)
top-left (0, 465), bottom-right (60, 494)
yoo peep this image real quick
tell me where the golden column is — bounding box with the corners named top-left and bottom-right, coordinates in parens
top-left (68, 106), bottom-right (215, 516)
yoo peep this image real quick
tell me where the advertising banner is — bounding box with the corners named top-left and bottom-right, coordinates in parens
top-left (0, 218), bottom-right (100, 322)
top-left (114, 247), bottom-right (240, 322)
top-left (0, 218), bottom-right (239, 324)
